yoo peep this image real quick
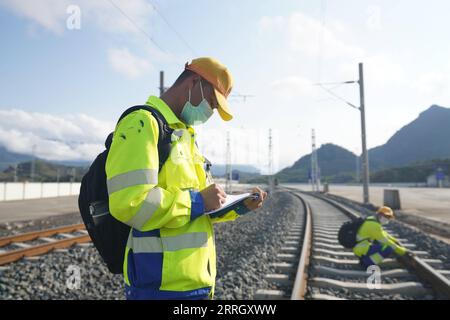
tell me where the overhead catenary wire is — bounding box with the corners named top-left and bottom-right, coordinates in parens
top-left (314, 80), bottom-right (357, 86)
top-left (147, 1), bottom-right (198, 56)
top-left (145, 1), bottom-right (251, 100)
top-left (107, 0), bottom-right (251, 100)
top-left (106, 0), bottom-right (167, 54)
top-left (315, 83), bottom-right (359, 110)
top-left (314, 1), bottom-right (357, 108)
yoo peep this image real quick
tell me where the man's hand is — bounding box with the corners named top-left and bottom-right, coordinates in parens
top-left (243, 186), bottom-right (268, 211)
top-left (200, 184), bottom-right (227, 212)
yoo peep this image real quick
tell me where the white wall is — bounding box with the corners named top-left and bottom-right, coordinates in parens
top-left (0, 182), bottom-right (81, 201)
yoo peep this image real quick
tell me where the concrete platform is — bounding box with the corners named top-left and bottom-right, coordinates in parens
top-left (287, 184), bottom-right (450, 224)
top-left (0, 196), bottom-right (79, 223)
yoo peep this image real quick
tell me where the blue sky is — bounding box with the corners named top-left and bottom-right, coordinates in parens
top-left (1, 0), bottom-right (450, 172)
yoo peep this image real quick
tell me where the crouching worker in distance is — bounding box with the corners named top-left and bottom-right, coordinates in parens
top-left (353, 206), bottom-right (412, 269)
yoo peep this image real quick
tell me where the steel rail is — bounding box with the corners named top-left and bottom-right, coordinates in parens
top-left (289, 192), bottom-right (312, 299)
top-left (0, 223), bottom-right (90, 266)
top-left (0, 223), bottom-right (86, 247)
top-left (0, 234), bottom-right (91, 265)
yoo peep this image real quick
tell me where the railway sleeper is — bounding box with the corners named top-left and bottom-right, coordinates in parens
top-left (253, 289), bottom-right (288, 300)
top-left (308, 293), bottom-right (347, 300)
top-left (313, 255), bottom-right (443, 269)
top-left (264, 273), bottom-right (292, 286)
top-left (313, 248), bottom-right (429, 258)
top-left (312, 265), bottom-right (412, 279)
top-left (277, 253), bottom-right (298, 262)
top-left (309, 277), bottom-right (430, 297)
top-left (270, 262), bottom-right (296, 273)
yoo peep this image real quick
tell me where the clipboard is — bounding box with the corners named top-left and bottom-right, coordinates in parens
top-left (206, 192), bottom-right (260, 218)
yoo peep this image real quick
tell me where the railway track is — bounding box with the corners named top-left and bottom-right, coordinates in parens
top-left (0, 223), bottom-right (91, 266)
top-left (255, 189), bottom-right (450, 300)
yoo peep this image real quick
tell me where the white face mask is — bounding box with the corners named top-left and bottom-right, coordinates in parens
top-left (379, 216), bottom-right (390, 225)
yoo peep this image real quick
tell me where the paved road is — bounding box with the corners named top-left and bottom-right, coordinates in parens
top-left (286, 183), bottom-right (450, 224)
top-left (0, 196), bottom-right (79, 223)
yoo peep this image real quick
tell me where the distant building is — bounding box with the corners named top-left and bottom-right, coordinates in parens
top-left (426, 173), bottom-right (450, 187)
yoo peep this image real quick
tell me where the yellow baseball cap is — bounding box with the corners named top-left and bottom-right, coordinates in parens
top-left (377, 206), bottom-right (395, 218)
top-left (185, 57), bottom-right (234, 121)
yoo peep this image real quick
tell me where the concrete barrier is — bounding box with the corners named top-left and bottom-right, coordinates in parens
top-left (384, 189), bottom-right (401, 209)
top-left (0, 182), bottom-right (81, 202)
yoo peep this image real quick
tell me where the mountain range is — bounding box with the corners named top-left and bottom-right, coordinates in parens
top-left (369, 105), bottom-right (450, 169)
top-left (276, 105), bottom-right (450, 182)
top-left (0, 146), bottom-right (33, 170)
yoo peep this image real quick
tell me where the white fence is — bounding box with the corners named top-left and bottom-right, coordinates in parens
top-left (0, 182), bottom-right (81, 202)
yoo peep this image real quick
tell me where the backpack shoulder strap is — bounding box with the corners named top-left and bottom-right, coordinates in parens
top-left (354, 217), bottom-right (369, 243)
top-left (365, 216), bottom-right (379, 224)
top-left (142, 105), bottom-right (174, 172)
top-left (107, 104), bottom-right (174, 172)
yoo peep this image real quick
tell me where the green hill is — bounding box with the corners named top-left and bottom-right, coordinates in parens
top-left (275, 143), bottom-right (357, 183)
top-left (370, 159), bottom-right (450, 183)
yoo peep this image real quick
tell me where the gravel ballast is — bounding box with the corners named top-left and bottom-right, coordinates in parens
top-left (0, 189), bottom-right (303, 300)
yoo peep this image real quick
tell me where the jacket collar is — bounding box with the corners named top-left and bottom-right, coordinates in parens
top-left (146, 95), bottom-right (185, 127)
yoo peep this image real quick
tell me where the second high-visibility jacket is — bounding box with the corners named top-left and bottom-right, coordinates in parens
top-left (353, 216), bottom-right (407, 257)
top-left (105, 96), bottom-right (248, 300)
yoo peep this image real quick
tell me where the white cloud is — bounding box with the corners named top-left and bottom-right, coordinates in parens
top-left (0, 108), bottom-right (281, 172)
top-left (0, 109), bottom-right (114, 161)
top-left (82, 0), bottom-right (155, 35)
top-left (259, 12), bottom-right (364, 59)
top-left (270, 76), bottom-right (318, 98)
top-left (108, 47), bottom-right (152, 78)
top-left (414, 71), bottom-right (450, 96)
top-left (365, 55), bottom-right (406, 86)
top-left (338, 54), bottom-right (406, 87)
top-left (0, 0), bottom-right (70, 34)
top-left (0, 0), bottom-right (155, 35)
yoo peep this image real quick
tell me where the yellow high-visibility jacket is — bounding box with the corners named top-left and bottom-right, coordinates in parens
top-left (105, 96), bottom-right (243, 300)
top-left (353, 216), bottom-right (407, 257)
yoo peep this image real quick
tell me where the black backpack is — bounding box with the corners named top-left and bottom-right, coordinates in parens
top-left (337, 217), bottom-right (366, 249)
top-left (78, 105), bottom-right (173, 274)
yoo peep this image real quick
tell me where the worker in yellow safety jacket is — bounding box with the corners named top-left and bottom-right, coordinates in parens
top-left (353, 206), bottom-right (411, 269)
top-left (105, 57), bottom-right (267, 300)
